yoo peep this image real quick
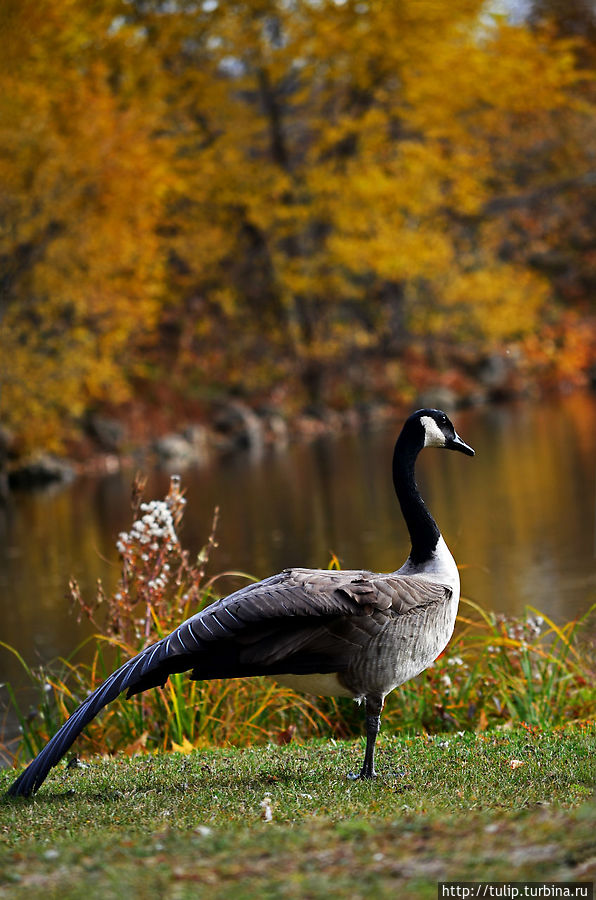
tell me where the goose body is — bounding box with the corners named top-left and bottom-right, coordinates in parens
top-left (7, 408), bottom-right (473, 797)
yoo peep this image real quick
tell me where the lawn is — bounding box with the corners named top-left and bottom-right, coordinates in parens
top-left (1, 726), bottom-right (594, 899)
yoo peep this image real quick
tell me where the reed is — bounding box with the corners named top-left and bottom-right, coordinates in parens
top-left (1, 477), bottom-right (594, 767)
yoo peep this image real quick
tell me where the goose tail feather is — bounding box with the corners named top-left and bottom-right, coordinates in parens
top-left (7, 640), bottom-right (166, 797)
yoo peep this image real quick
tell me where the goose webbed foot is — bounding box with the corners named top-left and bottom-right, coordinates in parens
top-left (347, 765), bottom-right (377, 781)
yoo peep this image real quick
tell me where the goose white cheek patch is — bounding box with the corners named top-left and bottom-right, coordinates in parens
top-left (420, 415), bottom-right (446, 448)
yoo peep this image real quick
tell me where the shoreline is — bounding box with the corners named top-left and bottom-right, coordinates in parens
top-left (5, 379), bottom-right (596, 493)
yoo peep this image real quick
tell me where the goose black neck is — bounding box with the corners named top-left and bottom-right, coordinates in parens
top-left (393, 431), bottom-right (440, 565)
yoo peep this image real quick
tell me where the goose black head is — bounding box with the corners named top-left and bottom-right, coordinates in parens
top-left (408, 408), bottom-right (475, 456)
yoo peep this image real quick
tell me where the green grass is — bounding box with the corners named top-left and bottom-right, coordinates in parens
top-left (1, 726), bottom-right (594, 898)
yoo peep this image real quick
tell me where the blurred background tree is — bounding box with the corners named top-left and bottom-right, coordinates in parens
top-left (1, 0), bottom-right (594, 453)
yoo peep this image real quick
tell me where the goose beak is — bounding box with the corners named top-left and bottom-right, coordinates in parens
top-left (449, 432), bottom-right (475, 456)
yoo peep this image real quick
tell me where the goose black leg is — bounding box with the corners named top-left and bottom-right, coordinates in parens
top-left (348, 694), bottom-right (384, 780)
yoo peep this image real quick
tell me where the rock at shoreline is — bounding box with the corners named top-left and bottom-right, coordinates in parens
top-left (8, 454), bottom-right (76, 489)
top-left (213, 401), bottom-right (265, 454)
top-left (84, 414), bottom-right (128, 453)
top-left (153, 426), bottom-right (210, 469)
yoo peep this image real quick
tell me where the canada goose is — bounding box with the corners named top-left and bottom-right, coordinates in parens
top-left (7, 408), bottom-right (473, 797)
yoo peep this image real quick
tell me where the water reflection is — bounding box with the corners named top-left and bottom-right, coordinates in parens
top-left (1, 393), bottom-right (595, 694)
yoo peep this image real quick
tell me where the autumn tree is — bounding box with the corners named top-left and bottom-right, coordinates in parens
top-left (138, 0), bottom-right (594, 405)
top-left (1, 0), bottom-right (595, 454)
top-left (0, 0), bottom-right (170, 451)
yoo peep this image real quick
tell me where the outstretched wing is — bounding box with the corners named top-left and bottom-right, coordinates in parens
top-left (130, 568), bottom-right (449, 686)
top-left (7, 568), bottom-right (450, 796)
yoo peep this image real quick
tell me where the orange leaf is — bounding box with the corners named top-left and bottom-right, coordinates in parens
top-left (121, 731), bottom-right (149, 756)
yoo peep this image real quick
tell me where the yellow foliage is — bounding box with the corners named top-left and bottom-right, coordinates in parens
top-left (1, 0), bottom-right (594, 448)
top-left (412, 266), bottom-right (550, 342)
top-left (0, 0), bottom-right (170, 450)
top-left (170, 736), bottom-right (196, 756)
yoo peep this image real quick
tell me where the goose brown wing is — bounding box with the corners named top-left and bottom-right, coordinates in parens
top-left (210, 571), bottom-right (453, 671)
top-left (142, 567), bottom-right (394, 683)
top-left (178, 566), bottom-right (450, 642)
top-left (166, 568), bottom-right (451, 678)
top-left (382, 574), bottom-right (453, 613)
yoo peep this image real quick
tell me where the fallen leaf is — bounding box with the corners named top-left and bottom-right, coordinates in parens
top-left (509, 759), bottom-right (525, 769)
top-left (276, 725), bottom-right (297, 745)
top-left (121, 731), bottom-right (149, 756)
top-left (171, 736), bottom-right (195, 755)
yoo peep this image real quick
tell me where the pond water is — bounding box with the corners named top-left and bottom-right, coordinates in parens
top-left (1, 393), bottom-right (595, 703)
